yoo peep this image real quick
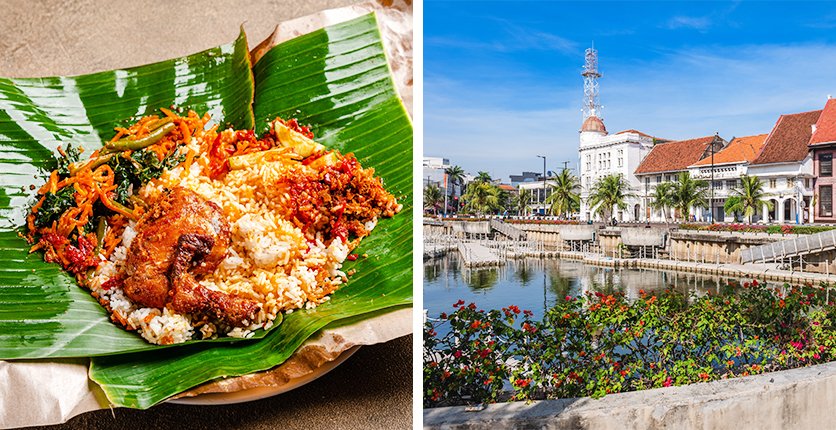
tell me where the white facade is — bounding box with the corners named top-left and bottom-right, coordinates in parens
top-left (518, 180), bottom-right (557, 215)
top-left (578, 127), bottom-right (655, 222)
top-left (745, 157), bottom-right (814, 224)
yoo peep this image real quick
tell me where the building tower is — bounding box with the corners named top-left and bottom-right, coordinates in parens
top-left (582, 46), bottom-right (602, 120)
top-left (580, 46), bottom-right (607, 144)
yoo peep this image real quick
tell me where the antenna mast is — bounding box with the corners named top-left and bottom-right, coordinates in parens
top-left (582, 46), bottom-right (602, 120)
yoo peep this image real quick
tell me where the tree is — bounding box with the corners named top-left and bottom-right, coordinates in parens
top-left (726, 175), bottom-right (771, 224)
top-left (444, 165), bottom-right (466, 214)
top-left (670, 172), bottom-right (708, 222)
top-left (475, 171), bottom-right (492, 183)
top-left (546, 168), bottom-right (581, 218)
top-left (649, 182), bottom-right (675, 223)
top-left (512, 188), bottom-right (532, 216)
top-left (462, 181), bottom-right (501, 215)
top-left (424, 184), bottom-right (443, 215)
top-left (587, 174), bottom-right (635, 221)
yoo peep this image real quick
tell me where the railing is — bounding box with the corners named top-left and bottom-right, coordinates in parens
top-left (489, 219), bottom-right (527, 241)
top-left (741, 228), bottom-right (836, 264)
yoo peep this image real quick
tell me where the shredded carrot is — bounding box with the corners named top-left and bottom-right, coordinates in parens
top-left (57, 145), bottom-right (67, 157)
top-left (160, 107), bottom-right (178, 119)
top-left (97, 186), bottom-right (136, 220)
top-left (180, 121), bottom-right (192, 144)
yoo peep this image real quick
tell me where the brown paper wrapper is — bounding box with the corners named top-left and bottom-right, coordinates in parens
top-left (0, 1), bottom-right (412, 427)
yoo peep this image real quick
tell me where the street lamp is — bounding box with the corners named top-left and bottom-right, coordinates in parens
top-left (537, 155), bottom-right (546, 216)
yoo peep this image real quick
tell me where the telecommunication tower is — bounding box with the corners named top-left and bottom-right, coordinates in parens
top-left (582, 46), bottom-right (602, 120)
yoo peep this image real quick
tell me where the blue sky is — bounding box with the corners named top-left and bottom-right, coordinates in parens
top-left (424, 1), bottom-right (836, 182)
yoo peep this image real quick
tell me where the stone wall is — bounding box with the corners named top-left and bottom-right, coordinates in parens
top-left (424, 361), bottom-right (836, 430)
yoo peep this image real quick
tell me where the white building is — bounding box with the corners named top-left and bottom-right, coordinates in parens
top-left (577, 115), bottom-right (660, 222)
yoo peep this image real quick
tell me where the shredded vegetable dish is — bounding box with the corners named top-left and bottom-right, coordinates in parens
top-left (25, 109), bottom-right (401, 344)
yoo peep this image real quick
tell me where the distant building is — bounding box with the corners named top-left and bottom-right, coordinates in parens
top-left (509, 171), bottom-right (543, 188)
top-left (688, 134), bottom-right (768, 222)
top-left (423, 156), bottom-right (469, 214)
top-left (634, 135), bottom-right (726, 222)
top-left (809, 98), bottom-right (836, 223)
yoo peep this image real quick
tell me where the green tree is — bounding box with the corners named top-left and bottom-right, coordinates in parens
top-left (726, 175), bottom-right (771, 224)
top-left (670, 172), bottom-right (708, 222)
top-left (512, 188), bottom-right (532, 216)
top-left (424, 184), bottom-right (443, 215)
top-left (650, 181), bottom-right (675, 223)
top-left (463, 181), bottom-right (501, 215)
top-left (475, 171), bottom-right (493, 183)
top-left (587, 174), bottom-right (635, 221)
top-left (444, 165), bottom-right (466, 214)
top-left (546, 168), bottom-right (581, 218)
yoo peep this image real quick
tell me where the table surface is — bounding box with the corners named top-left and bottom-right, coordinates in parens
top-left (1, 1), bottom-right (412, 429)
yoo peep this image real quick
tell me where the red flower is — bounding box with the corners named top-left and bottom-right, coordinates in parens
top-left (514, 378), bottom-right (531, 388)
top-left (743, 282), bottom-right (750, 288)
top-left (565, 295), bottom-right (573, 301)
top-left (663, 377), bottom-right (672, 387)
top-left (470, 320), bottom-right (482, 330)
top-left (453, 300), bottom-right (465, 308)
top-left (453, 350), bottom-right (462, 358)
top-left (523, 310), bottom-right (533, 317)
top-left (699, 373), bottom-right (710, 380)
top-left (752, 279), bottom-right (759, 286)
top-left (478, 348), bottom-right (491, 358)
top-left (439, 312), bottom-right (447, 319)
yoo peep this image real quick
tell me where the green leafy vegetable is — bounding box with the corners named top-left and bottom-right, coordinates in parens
top-left (33, 187), bottom-right (75, 228)
top-left (55, 144), bottom-right (82, 177)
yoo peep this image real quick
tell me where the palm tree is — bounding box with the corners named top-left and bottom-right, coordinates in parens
top-left (444, 165), bottom-right (465, 214)
top-left (587, 174), bottom-right (635, 221)
top-left (475, 171), bottom-right (492, 183)
top-left (462, 181), bottom-right (501, 215)
top-left (423, 184), bottom-right (443, 215)
top-left (545, 168), bottom-right (581, 218)
top-left (726, 175), bottom-right (771, 224)
top-left (670, 172), bottom-right (708, 222)
top-left (649, 182), bottom-right (675, 223)
top-left (512, 188), bottom-right (532, 216)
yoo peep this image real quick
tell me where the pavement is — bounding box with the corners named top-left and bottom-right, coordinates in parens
top-left (0, 1), bottom-right (412, 429)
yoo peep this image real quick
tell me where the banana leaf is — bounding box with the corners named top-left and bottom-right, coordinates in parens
top-left (1, 13), bottom-right (412, 408)
top-left (89, 13), bottom-right (413, 409)
top-left (0, 32), bottom-right (256, 358)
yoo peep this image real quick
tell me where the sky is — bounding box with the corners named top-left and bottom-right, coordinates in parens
top-left (424, 1), bottom-right (836, 183)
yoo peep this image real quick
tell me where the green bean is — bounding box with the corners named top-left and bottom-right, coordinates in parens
top-left (104, 122), bottom-right (176, 153)
top-left (94, 217), bottom-right (108, 254)
top-left (68, 153), bottom-right (117, 176)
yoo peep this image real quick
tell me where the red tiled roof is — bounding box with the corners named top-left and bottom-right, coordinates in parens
top-left (692, 134), bottom-right (768, 166)
top-left (497, 184), bottom-right (516, 191)
top-left (634, 136), bottom-right (716, 174)
top-left (751, 109), bottom-right (822, 164)
top-left (809, 98), bottom-right (836, 146)
top-left (616, 129), bottom-right (669, 142)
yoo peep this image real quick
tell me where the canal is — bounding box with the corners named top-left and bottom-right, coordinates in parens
top-left (424, 254), bottom-right (771, 318)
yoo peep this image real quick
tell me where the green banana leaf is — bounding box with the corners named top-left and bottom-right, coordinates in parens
top-left (1, 12), bottom-right (412, 408)
top-left (89, 13), bottom-right (413, 409)
top-left (0, 31), bottom-right (256, 358)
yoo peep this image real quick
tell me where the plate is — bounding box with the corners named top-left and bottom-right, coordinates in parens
top-left (168, 346), bottom-right (361, 405)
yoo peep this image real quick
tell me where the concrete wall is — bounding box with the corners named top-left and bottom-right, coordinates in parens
top-left (424, 361), bottom-right (836, 430)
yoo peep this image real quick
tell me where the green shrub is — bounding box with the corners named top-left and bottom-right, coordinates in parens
top-left (424, 281), bottom-right (836, 407)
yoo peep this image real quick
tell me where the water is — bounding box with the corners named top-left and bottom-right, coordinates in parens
top-left (424, 254), bottom-right (767, 318)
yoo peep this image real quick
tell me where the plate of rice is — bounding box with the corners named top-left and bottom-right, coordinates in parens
top-left (25, 108), bottom-right (401, 345)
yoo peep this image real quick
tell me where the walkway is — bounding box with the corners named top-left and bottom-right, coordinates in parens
top-left (489, 219), bottom-right (527, 241)
top-left (741, 229), bottom-right (836, 264)
top-left (457, 242), bottom-right (503, 267)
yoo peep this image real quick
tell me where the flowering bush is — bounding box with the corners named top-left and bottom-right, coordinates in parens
top-left (678, 223), bottom-right (835, 235)
top-left (424, 281), bottom-right (836, 408)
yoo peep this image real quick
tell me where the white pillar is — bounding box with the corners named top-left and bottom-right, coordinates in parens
top-left (777, 198), bottom-right (785, 223)
top-left (762, 203), bottom-right (769, 224)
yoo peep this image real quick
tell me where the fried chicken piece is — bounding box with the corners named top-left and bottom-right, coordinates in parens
top-left (123, 187), bottom-right (258, 326)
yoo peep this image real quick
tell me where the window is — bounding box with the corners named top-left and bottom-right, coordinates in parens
top-left (769, 179), bottom-right (777, 189)
top-left (786, 178), bottom-right (793, 189)
top-left (667, 175), bottom-right (674, 181)
top-left (656, 175), bottom-right (662, 183)
top-left (645, 177), bottom-right (650, 189)
top-left (726, 180), bottom-right (736, 189)
top-left (821, 153), bottom-right (833, 177)
top-left (805, 178), bottom-right (811, 189)
top-left (712, 181), bottom-right (723, 189)
top-left (618, 158), bottom-right (623, 167)
top-left (821, 185), bottom-right (833, 217)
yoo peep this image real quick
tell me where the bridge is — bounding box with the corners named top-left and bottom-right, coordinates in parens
top-left (740, 229), bottom-right (836, 264)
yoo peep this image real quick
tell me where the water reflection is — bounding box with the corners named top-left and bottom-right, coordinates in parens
top-left (424, 254), bottom-right (767, 318)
